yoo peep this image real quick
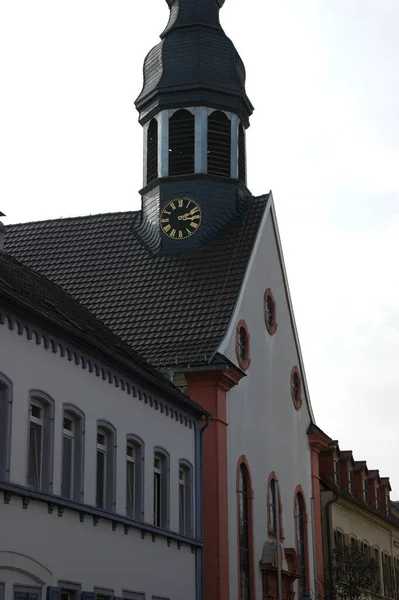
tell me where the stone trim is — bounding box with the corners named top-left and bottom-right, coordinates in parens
top-left (0, 480), bottom-right (202, 548)
top-left (0, 310), bottom-right (195, 429)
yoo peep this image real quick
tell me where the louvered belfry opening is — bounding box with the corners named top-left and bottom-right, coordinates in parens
top-left (168, 109), bottom-right (195, 176)
top-left (238, 123), bottom-right (246, 183)
top-left (146, 118), bottom-right (158, 183)
top-left (207, 111), bottom-right (231, 178)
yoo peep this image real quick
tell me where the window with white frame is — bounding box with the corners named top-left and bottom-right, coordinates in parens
top-left (61, 407), bottom-right (84, 502)
top-left (153, 450), bottom-right (169, 528)
top-left (179, 462), bottom-right (192, 536)
top-left (362, 477), bottom-right (367, 501)
top-left (28, 395), bottom-right (54, 492)
top-left (96, 423), bottom-right (116, 512)
top-left (126, 442), bottom-right (136, 517)
top-left (96, 428), bottom-right (107, 509)
top-left (62, 413), bottom-right (75, 499)
top-left (348, 469), bottom-right (354, 495)
top-left (0, 375), bottom-right (12, 481)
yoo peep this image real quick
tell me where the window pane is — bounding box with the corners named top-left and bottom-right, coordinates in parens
top-left (126, 459), bottom-right (135, 517)
top-left (31, 403), bottom-right (42, 420)
top-left (96, 450), bottom-right (106, 508)
top-left (28, 422), bottom-right (42, 488)
top-left (62, 434), bottom-right (73, 498)
top-left (154, 471), bottom-right (161, 526)
top-left (179, 479), bottom-right (185, 533)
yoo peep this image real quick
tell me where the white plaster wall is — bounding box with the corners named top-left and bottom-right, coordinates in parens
top-left (0, 496), bottom-right (195, 598)
top-left (221, 211), bottom-right (316, 599)
top-left (0, 323), bottom-right (197, 599)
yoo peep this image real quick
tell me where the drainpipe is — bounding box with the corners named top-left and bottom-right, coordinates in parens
top-left (310, 496), bottom-right (318, 599)
top-left (196, 414), bottom-right (210, 600)
top-left (276, 478), bottom-right (283, 600)
top-left (325, 492), bottom-right (338, 599)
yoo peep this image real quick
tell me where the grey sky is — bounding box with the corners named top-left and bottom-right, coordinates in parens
top-left (1, 1), bottom-right (398, 495)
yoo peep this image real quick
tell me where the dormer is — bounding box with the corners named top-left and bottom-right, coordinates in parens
top-left (319, 440), bottom-right (341, 487)
top-left (339, 451), bottom-right (355, 495)
top-left (367, 470), bottom-right (381, 510)
top-left (353, 461), bottom-right (369, 502)
top-left (380, 477), bottom-right (392, 516)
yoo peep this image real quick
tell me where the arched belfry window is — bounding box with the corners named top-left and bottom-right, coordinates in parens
top-left (146, 118), bottom-right (158, 183)
top-left (207, 111), bottom-right (231, 177)
top-left (238, 123), bottom-right (246, 183)
top-left (168, 109), bottom-right (195, 176)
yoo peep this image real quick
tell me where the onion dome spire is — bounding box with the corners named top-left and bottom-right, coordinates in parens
top-left (135, 0), bottom-right (254, 127)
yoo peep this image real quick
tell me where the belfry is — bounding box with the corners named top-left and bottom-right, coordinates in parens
top-left (135, 0), bottom-right (254, 252)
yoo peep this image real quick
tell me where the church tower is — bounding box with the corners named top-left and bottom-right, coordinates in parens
top-left (135, 0), bottom-right (254, 253)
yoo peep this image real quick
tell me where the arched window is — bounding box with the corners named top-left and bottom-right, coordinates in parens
top-left (96, 421), bottom-right (116, 512)
top-left (0, 373), bottom-right (12, 482)
top-left (207, 111), bottom-right (231, 177)
top-left (146, 118), bottom-right (158, 183)
top-left (153, 447), bottom-right (170, 529)
top-left (267, 472), bottom-right (283, 540)
top-left (295, 490), bottom-right (309, 596)
top-left (61, 404), bottom-right (85, 502)
top-left (238, 123), bottom-right (246, 183)
top-left (28, 391), bottom-right (54, 492)
top-left (179, 460), bottom-right (193, 536)
top-left (168, 109), bottom-right (195, 176)
top-left (126, 435), bottom-right (144, 521)
top-left (237, 458), bottom-right (254, 600)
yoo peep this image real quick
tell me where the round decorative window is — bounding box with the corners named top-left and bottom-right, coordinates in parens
top-left (264, 288), bottom-right (277, 335)
top-left (235, 320), bottom-right (251, 370)
top-left (291, 366), bottom-right (303, 410)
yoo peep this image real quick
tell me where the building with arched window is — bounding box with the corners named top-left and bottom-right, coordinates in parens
top-left (3, 0), bottom-right (337, 599)
top-left (0, 251), bottom-right (207, 600)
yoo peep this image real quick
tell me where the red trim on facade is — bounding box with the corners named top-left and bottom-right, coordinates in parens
top-left (308, 431), bottom-right (331, 599)
top-left (290, 366), bottom-right (303, 410)
top-left (236, 456), bottom-right (256, 600)
top-left (266, 471), bottom-right (284, 541)
top-left (235, 320), bottom-right (251, 370)
top-left (264, 288), bottom-right (278, 335)
top-left (186, 367), bottom-right (244, 600)
top-left (293, 485), bottom-right (311, 597)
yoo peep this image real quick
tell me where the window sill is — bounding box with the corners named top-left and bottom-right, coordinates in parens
top-left (0, 480), bottom-right (202, 549)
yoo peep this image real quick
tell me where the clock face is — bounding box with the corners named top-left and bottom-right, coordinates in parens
top-left (160, 197), bottom-right (202, 240)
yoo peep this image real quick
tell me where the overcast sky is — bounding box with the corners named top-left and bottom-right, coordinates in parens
top-left (1, 1), bottom-right (398, 496)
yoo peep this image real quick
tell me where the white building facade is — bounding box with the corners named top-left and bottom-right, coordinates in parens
top-left (0, 253), bottom-right (207, 600)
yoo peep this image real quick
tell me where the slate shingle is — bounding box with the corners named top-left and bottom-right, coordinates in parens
top-left (4, 194), bottom-right (269, 368)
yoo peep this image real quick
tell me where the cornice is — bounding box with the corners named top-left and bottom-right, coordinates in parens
top-left (185, 363), bottom-right (245, 391)
top-left (0, 309), bottom-right (196, 429)
top-left (1, 480), bottom-right (202, 551)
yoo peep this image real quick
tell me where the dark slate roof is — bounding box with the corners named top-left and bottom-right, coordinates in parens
top-left (135, 0), bottom-right (253, 125)
top-left (0, 251), bottom-right (207, 417)
top-left (4, 195), bottom-right (269, 368)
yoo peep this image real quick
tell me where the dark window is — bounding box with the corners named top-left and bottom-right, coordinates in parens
top-left (96, 423), bottom-right (116, 511)
top-left (153, 450), bottom-right (169, 528)
top-left (238, 123), bottom-right (246, 183)
top-left (238, 327), bottom-right (248, 360)
top-left (238, 464), bottom-right (251, 600)
top-left (362, 477), bottom-right (367, 500)
top-left (296, 493), bottom-right (308, 594)
top-left (179, 461), bottom-right (193, 536)
top-left (269, 479), bottom-right (277, 534)
top-left (266, 295), bottom-right (275, 328)
top-left (333, 459), bottom-right (340, 486)
top-left (0, 375), bottom-right (12, 481)
top-left (207, 111), bottom-right (231, 177)
top-left (292, 372), bottom-right (300, 403)
top-left (168, 109), bottom-right (195, 176)
top-left (126, 437), bottom-right (144, 521)
top-left (146, 118), bottom-right (158, 183)
top-left (28, 394), bottom-right (54, 492)
top-left (14, 585), bottom-right (41, 600)
top-left (375, 486), bottom-right (380, 510)
top-left (61, 408), bottom-right (84, 502)
top-left (348, 469), bottom-right (354, 494)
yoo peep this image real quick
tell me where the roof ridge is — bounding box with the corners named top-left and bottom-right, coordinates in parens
top-left (5, 210), bottom-right (138, 228)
